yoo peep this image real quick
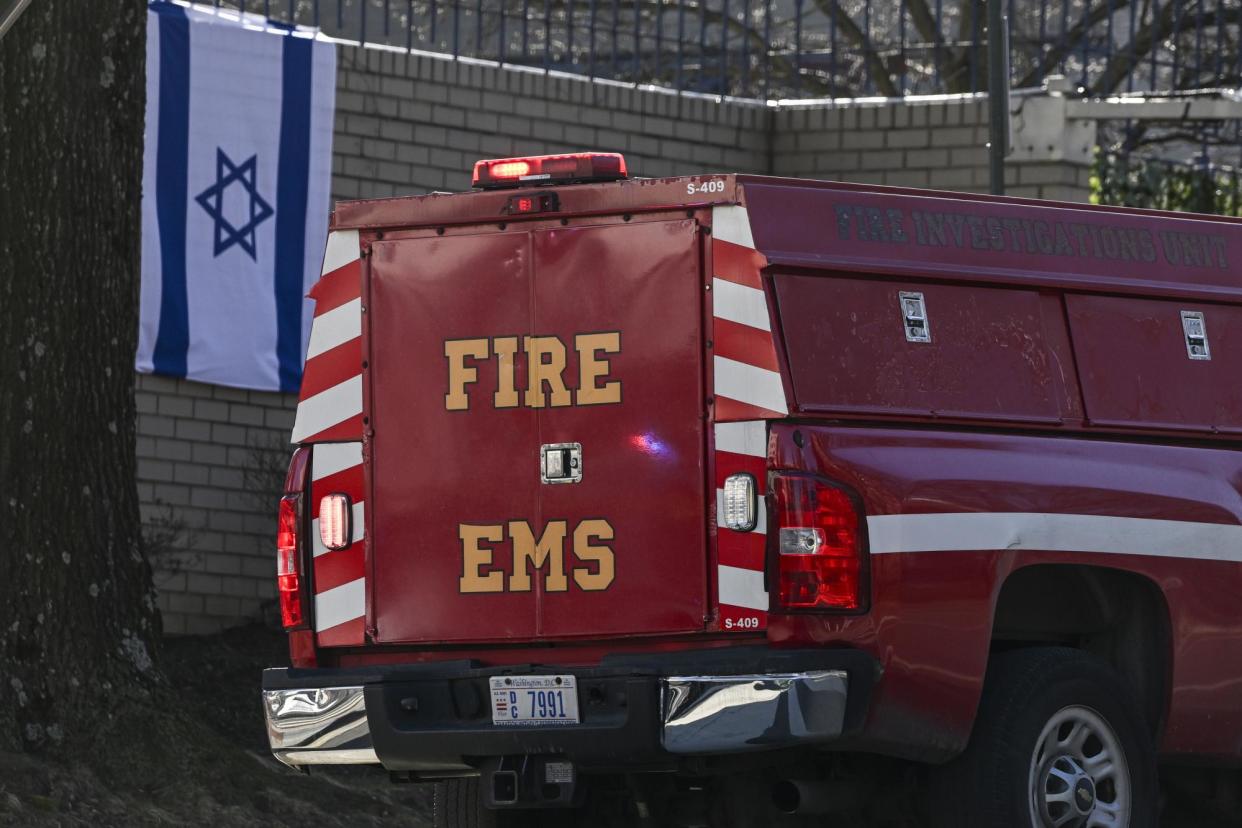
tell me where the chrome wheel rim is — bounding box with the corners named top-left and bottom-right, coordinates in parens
top-left (1029, 705), bottom-right (1131, 827)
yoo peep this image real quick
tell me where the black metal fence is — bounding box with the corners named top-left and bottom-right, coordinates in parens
top-left (178, 0), bottom-right (1242, 101)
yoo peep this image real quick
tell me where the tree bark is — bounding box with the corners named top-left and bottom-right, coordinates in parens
top-left (0, 0), bottom-right (159, 752)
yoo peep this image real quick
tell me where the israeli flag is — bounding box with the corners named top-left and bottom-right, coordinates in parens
top-left (138, 2), bottom-right (336, 392)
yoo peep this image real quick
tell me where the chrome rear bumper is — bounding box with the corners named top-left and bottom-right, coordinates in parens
top-left (661, 670), bottom-right (849, 754)
top-left (263, 686), bottom-right (378, 768)
top-left (263, 668), bottom-right (850, 768)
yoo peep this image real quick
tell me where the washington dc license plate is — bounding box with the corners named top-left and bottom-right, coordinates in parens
top-left (489, 675), bottom-right (580, 726)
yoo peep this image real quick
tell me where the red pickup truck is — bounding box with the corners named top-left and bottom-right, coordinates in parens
top-left (263, 153), bottom-right (1242, 827)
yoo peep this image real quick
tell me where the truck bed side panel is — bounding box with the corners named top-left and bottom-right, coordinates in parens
top-left (766, 424), bottom-right (1242, 761)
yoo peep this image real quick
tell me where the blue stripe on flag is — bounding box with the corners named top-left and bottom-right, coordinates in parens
top-left (274, 34), bottom-right (314, 393)
top-left (152, 5), bottom-right (191, 377)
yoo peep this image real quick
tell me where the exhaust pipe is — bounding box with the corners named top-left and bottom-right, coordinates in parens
top-left (771, 778), bottom-right (859, 815)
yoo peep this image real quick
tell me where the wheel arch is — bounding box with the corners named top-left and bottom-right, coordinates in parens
top-left (989, 563), bottom-right (1172, 741)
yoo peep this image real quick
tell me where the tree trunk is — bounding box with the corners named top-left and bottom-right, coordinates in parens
top-left (0, 0), bottom-right (159, 752)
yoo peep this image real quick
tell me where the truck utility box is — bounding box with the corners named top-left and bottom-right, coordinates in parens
top-left (265, 155), bottom-right (1242, 827)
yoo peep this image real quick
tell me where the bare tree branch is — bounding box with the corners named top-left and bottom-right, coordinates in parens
top-left (805, 0), bottom-right (899, 96)
top-left (904, 0), bottom-right (951, 84)
top-left (1015, 0), bottom-right (1133, 90)
top-left (1092, 5), bottom-right (1242, 93)
top-left (504, 0), bottom-right (817, 94)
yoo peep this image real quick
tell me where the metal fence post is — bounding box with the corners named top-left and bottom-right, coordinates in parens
top-left (987, 0), bottom-right (1009, 195)
top-left (0, 0), bottom-right (33, 42)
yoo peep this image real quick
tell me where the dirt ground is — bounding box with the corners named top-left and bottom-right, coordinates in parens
top-left (0, 624), bottom-right (431, 827)
top-left (0, 623), bottom-right (1236, 827)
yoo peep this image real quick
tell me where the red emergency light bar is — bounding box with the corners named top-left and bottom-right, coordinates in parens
top-left (472, 152), bottom-right (628, 189)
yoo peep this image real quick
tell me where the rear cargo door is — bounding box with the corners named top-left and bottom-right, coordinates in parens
top-left (367, 219), bottom-right (707, 643)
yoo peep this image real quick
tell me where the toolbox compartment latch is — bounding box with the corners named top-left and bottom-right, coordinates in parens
top-left (899, 291), bottom-right (931, 343)
top-left (541, 442), bottom-right (583, 484)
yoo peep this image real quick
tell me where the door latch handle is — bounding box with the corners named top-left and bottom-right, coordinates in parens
top-left (541, 443), bottom-right (582, 484)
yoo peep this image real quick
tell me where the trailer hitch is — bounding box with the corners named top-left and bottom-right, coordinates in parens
top-left (483, 755), bottom-right (580, 809)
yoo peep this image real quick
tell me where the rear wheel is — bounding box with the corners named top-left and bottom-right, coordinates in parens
top-left (432, 778), bottom-right (522, 828)
top-left (432, 778), bottom-right (584, 828)
top-left (925, 647), bottom-right (1158, 828)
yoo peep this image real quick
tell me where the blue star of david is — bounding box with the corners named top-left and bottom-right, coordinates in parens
top-left (194, 148), bottom-right (274, 260)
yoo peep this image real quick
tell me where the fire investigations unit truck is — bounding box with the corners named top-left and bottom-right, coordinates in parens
top-left (263, 153), bottom-right (1242, 827)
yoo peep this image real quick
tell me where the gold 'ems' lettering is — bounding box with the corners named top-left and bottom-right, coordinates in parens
top-left (524, 336), bottom-right (572, 408)
top-left (572, 519), bottom-right (616, 591)
top-left (445, 339), bottom-right (490, 411)
top-left (507, 520), bottom-right (569, 592)
top-left (459, 524), bottom-right (505, 593)
top-left (493, 336), bottom-right (520, 409)
top-left (457, 518), bottom-right (616, 593)
top-left (575, 333), bottom-right (622, 406)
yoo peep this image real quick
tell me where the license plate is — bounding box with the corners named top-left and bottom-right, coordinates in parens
top-left (489, 675), bottom-right (580, 727)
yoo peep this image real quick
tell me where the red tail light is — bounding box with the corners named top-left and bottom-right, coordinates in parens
top-left (277, 496), bottom-right (303, 628)
top-left (471, 152), bottom-right (628, 189)
top-left (277, 447), bottom-right (311, 630)
top-left (772, 475), bottom-right (868, 611)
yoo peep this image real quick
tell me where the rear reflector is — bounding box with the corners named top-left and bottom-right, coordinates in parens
top-left (472, 152), bottom-right (628, 189)
top-left (772, 475), bottom-right (867, 611)
top-left (277, 447), bottom-right (311, 631)
top-left (318, 493), bottom-right (352, 551)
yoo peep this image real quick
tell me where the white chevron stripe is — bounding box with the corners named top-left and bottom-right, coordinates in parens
top-left (321, 229), bottom-right (361, 275)
top-left (715, 421), bottom-right (767, 458)
top-left (291, 375), bottom-right (363, 443)
top-left (714, 356), bottom-right (788, 415)
top-left (718, 565), bottom-right (768, 611)
top-left (305, 298), bottom-right (361, 360)
top-left (312, 441), bottom-right (363, 481)
top-left (712, 205), bottom-right (755, 249)
top-left (314, 577), bottom-right (366, 631)
top-left (712, 278), bottom-right (771, 331)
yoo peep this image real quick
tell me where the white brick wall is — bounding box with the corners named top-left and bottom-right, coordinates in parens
top-left (329, 48), bottom-right (772, 201)
top-left (139, 374), bottom-right (295, 634)
top-left (770, 98), bottom-right (1093, 200)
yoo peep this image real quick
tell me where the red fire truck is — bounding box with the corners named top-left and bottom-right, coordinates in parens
top-left (263, 153), bottom-right (1242, 827)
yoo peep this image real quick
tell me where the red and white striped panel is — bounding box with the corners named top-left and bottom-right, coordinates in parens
top-left (711, 205), bottom-right (788, 422)
top-left (310, 441), bottom-right (366, 646)
top-left (715, 420), bottom-right (769, 631)
top-left (292, 229), bottom-right (365, 444)
top-left (294, 229), bottom-right (366, 646)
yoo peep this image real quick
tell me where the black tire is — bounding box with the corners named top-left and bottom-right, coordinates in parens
top-left (432, 778), bottom-right (494, 828)
top-left (924, 647), bottom-right (1158, 828)
top-left (432, 778), bottom-right (569, 828)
